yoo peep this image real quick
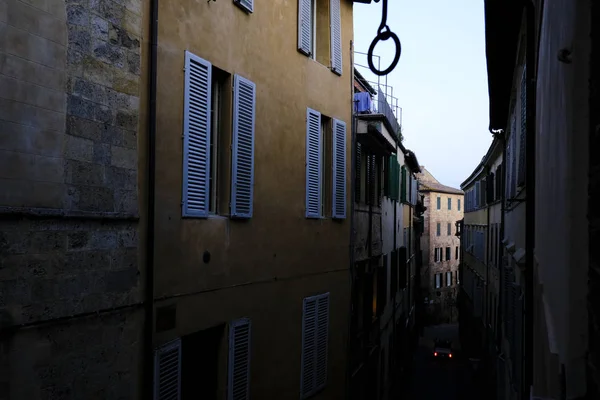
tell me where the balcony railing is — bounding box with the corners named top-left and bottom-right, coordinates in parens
top-left (354, 50), bottom-right (403, 141)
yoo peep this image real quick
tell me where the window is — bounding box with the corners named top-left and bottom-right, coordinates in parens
top-left (446, 247), bottom-right (451, 261)
top-left (447, 223), bottom-right (451, 236)
top-left (448, 197), bottom-right (451, 210)
top-left (182, 52), bottom-right (255, 218)
top-left (301, 293), bottom-right (330, 399)
top-left (456, 269), bottom-right (460, 285)
top-left (233, 0), bottom-right (253, 12)
top-left (298, 0), bottom-right (342, 74)
top-left (434, 248), bottom-right (440, 262)
top-left (456, 246), bottom-right (459, 260)
top-left (446, 271), bottom-right (452, 287)
top-left (435, 273), bottom-right (441, 289)
top-left (437, 196), bottom-right (441, 209)
top-left (436, 223), bottom-right (441, 236)
top-left (458, 198), bottom-right (461, 211)
top-left (228, 319), bottom-right (252, 400)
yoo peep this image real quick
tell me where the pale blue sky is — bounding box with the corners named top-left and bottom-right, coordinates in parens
top-left (353, 0), bottom-right (492, 189)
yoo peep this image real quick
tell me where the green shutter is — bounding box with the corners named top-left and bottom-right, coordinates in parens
top-left (400, 166), bottom-right (407, 203)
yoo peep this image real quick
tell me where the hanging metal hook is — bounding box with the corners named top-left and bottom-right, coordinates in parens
top-left (367, 0), bottom-right (401, 76)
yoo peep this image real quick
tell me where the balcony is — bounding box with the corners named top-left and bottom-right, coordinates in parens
top-left (353, 52), bottom-right (403, 155)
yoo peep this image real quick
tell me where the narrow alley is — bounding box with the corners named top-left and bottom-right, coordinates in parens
top-left (399, 324), bottom-right (486, 400)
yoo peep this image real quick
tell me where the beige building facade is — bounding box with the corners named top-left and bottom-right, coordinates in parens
top-left (417, 168), bottom-right (463, 324)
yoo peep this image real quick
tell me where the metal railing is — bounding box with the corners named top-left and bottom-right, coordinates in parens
top-left (354, 50), bottom-right (403, 139)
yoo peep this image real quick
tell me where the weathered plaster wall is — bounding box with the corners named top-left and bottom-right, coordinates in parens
top-left (0, 0), bottom-right (145, 398)
top-left (534, 0), bottom-right (590, 397)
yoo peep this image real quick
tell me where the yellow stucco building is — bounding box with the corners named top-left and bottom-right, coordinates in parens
top-left (151, 1), bottom-right (354, 398)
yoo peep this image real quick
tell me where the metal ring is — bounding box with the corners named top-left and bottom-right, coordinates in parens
top-left (367, 30), bottom-right (402, 76)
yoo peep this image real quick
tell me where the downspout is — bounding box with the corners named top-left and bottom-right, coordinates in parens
top-left (346, 40), bottom-right (356, 399)
top-left (484, 165), bottom-right (490, 354)
top-left (523, 1), bottom-right (536, 398)
top-left (496, 131), bottom-right (506, 353)
top-left (144, 0), bottom-right (158, 397)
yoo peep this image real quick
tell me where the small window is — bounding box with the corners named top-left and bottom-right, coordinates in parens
top-left (446, 247), bottom-right (451, 261)
top-left (435, 273), bottom-right (441, 289)
top-left (436, 223), bottom-right (441, 236)
top-left (448, 198), bottom-right (451, 210)
top-left (456, 246), bottom-right (459, 260)
top-left (447, 223), bottom-right (451, 236)
top-left (437, 196), bottom-right (441, 210)
top-left (458, 198), bottom-right (461, 211)
top-left (446, 271), bottom-right (452, 287)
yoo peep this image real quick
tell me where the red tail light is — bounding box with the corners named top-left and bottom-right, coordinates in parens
top-left (449, 354), bottom-right (452, 358)
top-left (434, 352), bottom-right (438, 356)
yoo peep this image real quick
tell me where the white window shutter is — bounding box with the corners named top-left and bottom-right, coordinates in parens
top-left (233, 0), bottom-right (253, 13)
top-left (182, 51), bottom-right (212, 217)
top-left (306, 108), bottom-right (322, 218)
top-left (301, 293), bottom-right (330, 399)
top-left (329, 0), bottom-right (342, 74)
top-left (231, 75), bottom-right (256, 218)
top-left (228, 318), bottom-right (252, 400)
top-left (332, 119), bottom-right (346, 219)
top-left (154, 339), bottom-right (182, 400)
top-left (298, 0), bottom-right (312, 55)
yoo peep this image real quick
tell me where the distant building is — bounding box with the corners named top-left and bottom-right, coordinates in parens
top-left (416, 168), bottom-right (464, 324)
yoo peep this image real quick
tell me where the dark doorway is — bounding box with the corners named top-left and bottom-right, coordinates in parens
top-left (181, 324), bottom-right (225, 399)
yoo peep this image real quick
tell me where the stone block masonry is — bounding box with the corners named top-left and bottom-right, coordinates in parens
top-left (0, 0), bottom-right (144, 398)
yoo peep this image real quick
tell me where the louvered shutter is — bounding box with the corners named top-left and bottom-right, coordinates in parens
top-left (355, 143), bottom-right (361, 202)
top-left (182, 51), bottom-right (211, 217)
top-left (332, 119), bottom-right (346, 219)
top-left (510, 116), bottom-right (517, 196)
top-left (298, 0), bottom-right (312, 55)
top-left (154, 339), bottom-right (182, 400)
top-left (231, 75), bottom-right (256, 218)
top-left (518, 66), bottom-right (527, 186)
top-left (330, 0), bottom-right (342, 75)
top-left (305, 108), bottom-right (322, 218)
top-left (400, 166), bottom-right (406, 203)
top-left (228, 318), bottom-right (251, 400)
top-left (301, 293), bottom-right (330, 399)
top-left (233, 0), bottom-right (253, 13)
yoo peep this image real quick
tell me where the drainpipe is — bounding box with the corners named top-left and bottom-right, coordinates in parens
top-left (391, 143), bottom-right (398, 381)
top-left (144, 0), bottom-right (158, 397)
top-left (523, 1), bottom-right (536, 398)
top-left (346, 40), bottom-right (356, 399)
top-left (496, 132), bottom-right (506, 353)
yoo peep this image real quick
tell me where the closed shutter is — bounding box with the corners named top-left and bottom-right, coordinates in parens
top-left (329, 0), bottom-right (342, 75)
top-left (231, 75), bottom-right (256, 218)
top-left (233, 0), bottom-right (253, 12)
top-left (154, 339), bottom-right (182, 400)
top-left (306, 108), bottom-right (322, 218)
top-left (486, 173), bottom-right (495, 203)
top-left (182, 51), bottom-right (212, 217)
top-left (510, 116), bottom-right (517, 196)
top-left (400, 166), bottom-right (406, 202)
top-left (298, 0), bottom-right (312, 55)
top-left (518, 66), bottom-right (527, 186)
top-left (355, 143), bottom-right (361, 202)
top-left (332, 119), bottom-right (346, 218)
top-left (228, 318), bottom-right (252, 400)
top-left (301, 293), bottom-right (330, 399)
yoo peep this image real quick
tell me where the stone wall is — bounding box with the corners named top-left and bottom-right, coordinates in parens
top-left (0, 0), bottom-right (144, 398)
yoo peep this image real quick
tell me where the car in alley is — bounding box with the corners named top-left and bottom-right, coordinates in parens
top-left (432, 339), bottom-right (453, 360)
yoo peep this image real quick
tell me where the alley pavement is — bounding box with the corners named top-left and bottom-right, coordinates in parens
top-left (398, 324), bottom-right (486, 400)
